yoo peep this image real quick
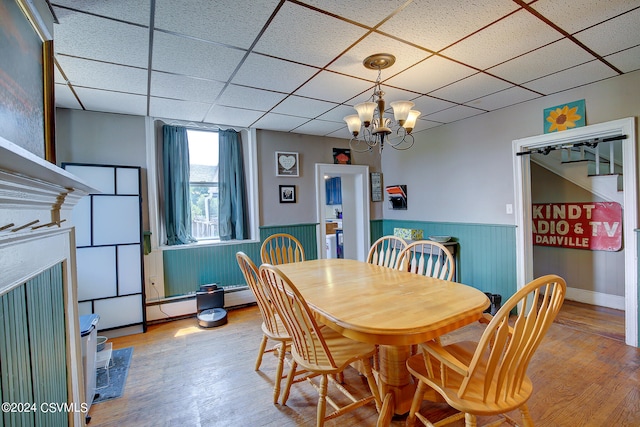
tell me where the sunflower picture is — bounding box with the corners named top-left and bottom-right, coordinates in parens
top-left (544, 99), bottom-right (586, 133)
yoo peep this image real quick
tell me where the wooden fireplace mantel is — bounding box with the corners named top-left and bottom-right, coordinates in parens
top-left (0, 136), bottom-right (96, 426)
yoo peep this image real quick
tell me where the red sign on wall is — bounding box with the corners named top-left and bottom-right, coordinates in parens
top-left (532, 202), bottom-right (622, 251)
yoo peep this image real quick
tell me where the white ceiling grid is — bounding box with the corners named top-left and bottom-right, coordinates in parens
top-left (51, 0), bottom-right (640, 138)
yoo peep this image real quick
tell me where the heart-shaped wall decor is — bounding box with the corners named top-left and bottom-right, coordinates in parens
top-left (279, 155), bottom-right (296, 170)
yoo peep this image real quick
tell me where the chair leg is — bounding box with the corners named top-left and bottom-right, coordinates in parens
top-left (255, 334), bottom-right (268, 370)
top-left (406, 380), bottom-right (427, 426)
top-left (464, 413), bottom-right (477, 427)
top-left (273, 342), bottom-right (287, 404)
top-left (361, 357), bottom-right (382, 411)
top-left (281, 360), bottom-right (297, 405)
top-left (520, 404), bottom-right (534, 427)
top-left (317, 374), bottom-right (329, 427)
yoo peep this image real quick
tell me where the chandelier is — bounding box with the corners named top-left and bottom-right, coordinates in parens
top-left (344, 53), bottom-right (420, 153)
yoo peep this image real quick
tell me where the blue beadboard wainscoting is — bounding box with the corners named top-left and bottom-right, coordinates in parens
top-left (162, 221), bottom-right (514, 300)
top-left (260, 223), bottom-right (319, 261)
top-left (381, 220), bottom-right (517, 300)
top-left (162, 223), bottom-right (319, 298)
top-left (0, 264), bottom-right (68, 427)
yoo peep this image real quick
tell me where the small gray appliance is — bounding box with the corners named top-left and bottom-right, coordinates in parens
top-left (196, 284), bottom-right (227, 327)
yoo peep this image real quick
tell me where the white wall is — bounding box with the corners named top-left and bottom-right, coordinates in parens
top-left (381, 70), bottom-right (640, 225)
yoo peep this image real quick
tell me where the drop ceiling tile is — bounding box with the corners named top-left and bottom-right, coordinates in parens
top-left (531, 0), bottom-right (640, 34)
top-left (54, 65), bottom-right (66, 84)
top-left (152, 31), bottom-right (245, 81)
top-left (74, 87), bottom-right (147, 116)
top-left (51, 0), bottom-right (150, 25)
top-left (231, 54), bottom-right (319, 93)
top-left (295, 71), bottom-right (373, 103)
top-left (150, 72), bottom-right (226, 103)
top-left (430, 73), bottom-right (511, 104)
top-left (293, 119), bottom-right (345, 136)
top-left (413, 119), bottom-right (444, 131)
top-left (574, 8), bottom-right (640, 57)
top-left (53, 7), bottom-right (149, 67)
top-left (487, 38), bottom-right (596, 84)
top-left (272, 96), bottom-right (338, 118)
top-left (154, 0), bottom-right (279, 49)
top-left (464, 86), bottom-right (540, 111)
top-left (423, 105), bottom-right (484, 123)
top-left (346, 87), bottom-right (421, 109)
top-left (441, 9), bottom-right (563, 70)
top-left (217, 85), bottom-right (287, 112)
top-left (56, 56), bottom-right (147, 94)
top-left (410, 96), bottom-right (457, 116)
top-left (204, 105), bottom-right (265, 128)
top-left (605, 45), bottom-right (640, 73)
top-left (150, 98), bottom-right (211, 122)
top-left (317, 104), bottom-right (357, 123)
top-left (54, 83), bottom-right (82, 109)
top-left (522, 60), bottom-right (618, 94)
top-left (297, 0), bottom-right (407, 27)
top-left (378, 0), bottom-right (519, 52)
top-left (252, 113), bottom-right (310, 132)
top-left (252, 2), bottom-right (368, 67)
top-left (327, 32), bottom-right (431, 79)
top-left (385, 56), bottom-right (476, 94)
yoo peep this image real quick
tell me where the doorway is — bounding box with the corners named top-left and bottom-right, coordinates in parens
top-left (315, 164), bottom-right (370, 261)
top-left (512, 117), bottom-right (637, 347)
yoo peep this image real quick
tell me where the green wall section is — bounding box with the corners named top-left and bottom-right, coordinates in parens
top-left (0, 264), bottom-right (68, 427)
top-left (382, 220), bottom-right (517, 300)
top-left (162, 221), bottom-right (517, 302)
top-left (259, 223), bottom-right (318, 260)
top-left (163, 223), bottom-right (318, 297)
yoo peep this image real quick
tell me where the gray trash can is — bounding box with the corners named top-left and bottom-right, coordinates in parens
top-left (79, 314), bottom-right (99, 421)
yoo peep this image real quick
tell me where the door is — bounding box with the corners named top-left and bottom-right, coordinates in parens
top-left (315, 164), bottom-right (370, 261)
top-left (512, 117), bottom-right (637, 346)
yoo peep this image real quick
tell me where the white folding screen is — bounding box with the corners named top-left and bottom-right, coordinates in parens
top-left (64, 163), bottom-right (145, 334)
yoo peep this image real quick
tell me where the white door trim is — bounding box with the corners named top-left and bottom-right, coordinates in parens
top-left (315, 164), bottom-right (370, 261)
top-left (512, 117), bottom-right (637, 347)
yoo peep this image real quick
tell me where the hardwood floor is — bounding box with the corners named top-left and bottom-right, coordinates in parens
top-left (87, 302), bottom-right (639, 427)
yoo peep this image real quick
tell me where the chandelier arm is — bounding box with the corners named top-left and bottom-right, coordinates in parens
top-left (348, 137), bottom-right (375, 153)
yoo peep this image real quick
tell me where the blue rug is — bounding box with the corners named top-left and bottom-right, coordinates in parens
top-left (94, 347), bottom-right (133, 404)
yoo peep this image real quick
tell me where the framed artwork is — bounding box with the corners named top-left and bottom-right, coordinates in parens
top-left (279, 185), bottom-right (296, 203)
top-left (275, 151), bottom-right (299, 177)
top-left (386, 185), bottom-right (407, 210)
top-left (333, 148), bottom-right (352, 164)
top-left (370, 172), bottom-right (382, 202)
top-left (0, 0), bottom-right (54, 162)
top-left (544, 99), bottom-right (585, 134)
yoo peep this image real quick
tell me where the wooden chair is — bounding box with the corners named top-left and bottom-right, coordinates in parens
top-left (367, 235), bottom-right (407, 268)
top-left (405, 274), bottom-right (567, 427)
top-left (259, 263), bottom-right (382, 427)
top-left (261, 233), bottom-right (305, 265)
top-left (397, 240), bottom-right (455, 281)
top-left (235, 252), bottom-right (292, 404)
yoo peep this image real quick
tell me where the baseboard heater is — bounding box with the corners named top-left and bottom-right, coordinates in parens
top-left (146, 285), bottom-right (256, 324)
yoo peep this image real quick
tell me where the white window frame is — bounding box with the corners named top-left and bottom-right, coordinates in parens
top-left (145, 119), bottom-right (259, 251)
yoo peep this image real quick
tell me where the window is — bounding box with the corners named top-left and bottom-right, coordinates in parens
top-left (187, 129), bottom-right (219, 240)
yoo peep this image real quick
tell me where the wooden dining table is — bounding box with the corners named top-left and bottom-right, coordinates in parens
top-left (276, 258), bottom-right (490, 415)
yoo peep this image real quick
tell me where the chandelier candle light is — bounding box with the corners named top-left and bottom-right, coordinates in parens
top-left (344, 53), bottom-right (420, 153)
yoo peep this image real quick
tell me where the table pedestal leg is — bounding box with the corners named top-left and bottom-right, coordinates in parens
top-left (378, 344), bottom-right (444, 415)
top-left (378, 345), bottom-right (414, 415)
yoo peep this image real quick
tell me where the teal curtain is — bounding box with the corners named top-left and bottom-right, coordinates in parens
top-left (218, 130), bottom-right (248, 240)
top-left (162, 125), bottom-right (196, 245)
